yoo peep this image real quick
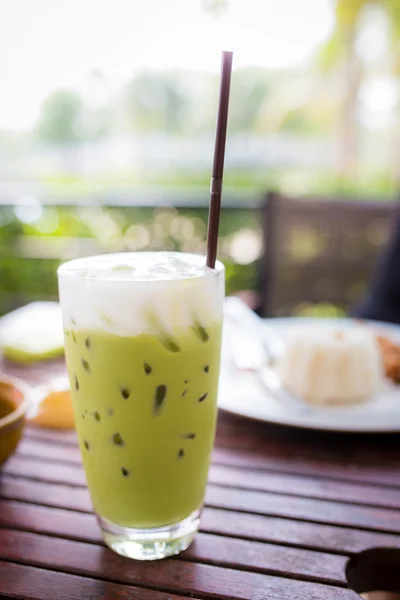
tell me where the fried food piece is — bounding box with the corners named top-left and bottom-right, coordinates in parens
top-left (376, 335), bottom-right (400, 384)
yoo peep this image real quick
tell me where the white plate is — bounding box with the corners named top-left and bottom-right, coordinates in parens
top-left (0, 302), bottom-right (64, 361)
top-left (218, 316), bottom-right (400, 433)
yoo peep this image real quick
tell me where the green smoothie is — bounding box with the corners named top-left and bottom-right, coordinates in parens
top-left (65, 322), bottom-right (222, 528)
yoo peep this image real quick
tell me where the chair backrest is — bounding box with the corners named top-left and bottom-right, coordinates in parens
top-left (259, 192), bottom-right (398, 317)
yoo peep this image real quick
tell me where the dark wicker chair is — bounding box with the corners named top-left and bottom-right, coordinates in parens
top-left (258, 192), bottom-right (399, 317)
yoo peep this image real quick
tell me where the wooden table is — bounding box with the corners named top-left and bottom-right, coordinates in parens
top-left (1, 360), bottom-right (400, 599)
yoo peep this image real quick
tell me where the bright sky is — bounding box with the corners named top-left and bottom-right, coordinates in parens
top-left (0, 0), bottom-right (334, 130)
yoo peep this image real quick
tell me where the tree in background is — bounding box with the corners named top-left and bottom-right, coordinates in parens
top-left (317, 0), bottom-right (366, 176)
top-left (36, 80), bottom-right (111, 145)
top-left (229, 68), bottom-right (270, 133)
top-left (319, 0), bottom-right (400, 177)
top-left (36, 90), bottom-right (84, 145)
top-left (121, 71), bottom-right (188, 134)
top-left (385, 0), bottom-right (400, 183)
top-left (79, 69), bottom-right (113, 141)
top-left (120, 67), bottom-right (273, 136)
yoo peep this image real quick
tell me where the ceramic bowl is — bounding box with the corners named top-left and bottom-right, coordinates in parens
top-left (0, 376), bottom-right (30, 467)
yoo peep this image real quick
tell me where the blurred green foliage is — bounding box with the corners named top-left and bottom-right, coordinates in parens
top-left (36, 91), bottom-right (85, 145)
top-left (38, 168), bottom-right (397, 200)
top-left (36, 88), bottom-right (111, 144)
top-left (0, 205), bottom-right (259, 316)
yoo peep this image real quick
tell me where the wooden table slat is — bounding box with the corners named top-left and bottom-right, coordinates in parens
top-left (4, 455), bottom-right (86, 487)
top-left (205, 486), bottom-right (400, 534)
top-left (213, 447), bottom-right (400, 488)
top-left (201, 505), bottom-right (400, 555)
top-left (25, 427), bottom-right (78, 446)
top-left (0, 475), bottom-right (90, 513)
top-left (0, 529), bottom-right (358, 599)
top-left (0, 560), bottom-right (197, 600)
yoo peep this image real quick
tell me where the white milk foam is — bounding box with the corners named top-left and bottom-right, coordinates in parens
top-left (58, 252), bottom-right (224, 336)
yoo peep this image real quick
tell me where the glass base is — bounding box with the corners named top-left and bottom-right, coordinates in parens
top-left (98, 509), bottom-right (200, 561)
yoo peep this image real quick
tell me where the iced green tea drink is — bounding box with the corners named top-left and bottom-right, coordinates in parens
top-left (58, 252), bottom-right (224, 560)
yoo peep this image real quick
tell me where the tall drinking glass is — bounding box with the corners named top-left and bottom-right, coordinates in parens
top-left (58, 252), bottom-right (224, 560)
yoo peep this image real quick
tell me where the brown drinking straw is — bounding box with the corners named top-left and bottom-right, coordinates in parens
top-left (206, 50), bottom-right (233, 269)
